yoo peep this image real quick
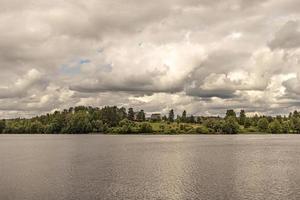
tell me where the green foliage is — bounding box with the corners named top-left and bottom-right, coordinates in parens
top-left (113, 119), bottom-right (137, 134)
top-left (4, 120), bottom-right (27, 133)
top-left (29, 121), bottom-right (44, 134)
top-left (168, 109), bottom-right (174, 122)
top-left (136, 110), bottom-right (146, 122)
top-left (92, 120), bottom-right (106, 133)
top-left (181, 110), bottom-right (187, 122)
top-left (257, 118), bottom-right (269, 132)
top-left (128, 108), bottom-right (134, 121)
top-left (203, 118), bottom-right (224, 133)
top-left (159, 124), bottom-right (165, 131)
top-left (222, 117), bottom-right (239, 134)
top-left (226, 109), bottom-right (236, 119)
top-left (112, 125), bottom-right (137, 134)
top-left (239, 110), bottom-right (246, 125)
top-left (3, 107), bottom-right (300, 135)
top-left (244, 117), bottom-right (252, 128)
top-left (188, 115), bottom-right (195, 123)
top-left (293, 117), bottom-right (300, 133)
top-left (101, 106), bottom-right (127, 127)
top-left (196, 116), bottom-right (203, 124)
top-left (186, 127), bottom-right (196, 134)
top-left (63, 111), bottom-right (92, 134)
top-left (268, 120), bottom-right (282, 133)
top-left (162, 128), bottom-right (177, 134)
top-left (243, 127), bottom-right (258, 133)
top-left (162, 115), bottom-right (168, 121)
top-left (195, 126), bottom-right (209, 134)
top-left (139, 122), bottom-right (153, 133)
top-left (251, 114), bottom-right (259, 126)
top-left (0, 120), bottom-right (5, 133)
top-left (281, 121), bottom-right (290, 133)
top-left (179, 124), bottom-right (193, 132)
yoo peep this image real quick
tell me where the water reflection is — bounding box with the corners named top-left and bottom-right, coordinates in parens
top-left (1, 135), bottom-right (300, 200)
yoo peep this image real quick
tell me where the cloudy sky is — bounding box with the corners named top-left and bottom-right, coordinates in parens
top-left (1, 0), bottom-right (300, 118)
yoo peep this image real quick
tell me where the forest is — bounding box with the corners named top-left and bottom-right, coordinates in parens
top-left (1, 106), bottom-right (300, 134)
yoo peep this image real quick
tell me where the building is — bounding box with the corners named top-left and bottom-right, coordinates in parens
top-left (150, 113), bottom-right (161, 121)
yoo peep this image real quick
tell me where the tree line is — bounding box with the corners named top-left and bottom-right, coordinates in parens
top-left (1, 106), bottom-right (300, 134)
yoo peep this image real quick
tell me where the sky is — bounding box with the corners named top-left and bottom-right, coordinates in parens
top-left (1, 0), bottom-right (300, 118)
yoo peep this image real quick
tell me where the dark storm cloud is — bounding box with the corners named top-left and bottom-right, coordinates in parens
top-left (185, 88), bottom-right (237, 99)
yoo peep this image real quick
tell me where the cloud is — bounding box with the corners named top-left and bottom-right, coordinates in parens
top-left (1, 0), bottom-right (300, 117)
top-left (269, 21), bottom-right (300, 49)
top-left (70, 41), bottom-right (207, 94)
top-left (283, 75), bottom-right (300, 95)
top-left (0, 69), bottom-right (46, 99)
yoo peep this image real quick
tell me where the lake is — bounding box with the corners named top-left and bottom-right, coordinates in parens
top-left (1, 134), bottom-right (300, 200)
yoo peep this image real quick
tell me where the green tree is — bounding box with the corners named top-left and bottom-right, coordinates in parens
top-left (137, 110), bottom-right (146, 121)
top-left (225, 109), bottom-right (236, 119)
top-left (117, 119), bottom-right (136, 134)
top-left (101, 106), bottom-right (124, 127)
top-left (50, 117), bottom-right (64, 133)
top-left (239, 110), bottom-right (246, 125)
top-left (222, 116), bottom-right (239, 134)
top-left (168, 109), bottom-right (174, 122)
top-left (281, 121), bottom-right (290, 133)
top-left (162, 115), bottom-right (167, 121)
top-left (196, 116), bottom-right (203, 124)
top-left (244, 117), bottom-right (252, 128)
top-left (252, 114), bottom-right (259, 126)
top-left (181, 110), bottom-right (187, 122)
top-left (257, 118), bottom-right (269, 132)
top-left (118, 107), bottom-right (127, 120)
top-left (188, 115), bottom-right (195, 123)
top-left (128, 108), bottom-right (134, 121)
top-left (268, 120), bottom-right (282, 133)
top-left (294, 117), bottom-right (300, 133)
top-left (203, 118), bottom-right (224, 133)
top-left (176, 115), bottom-right (181, 124)
top-left (139, 122), bottom-right (153, 133)
top-left (29, 121), bottom-right (44, 134)
top-left (294, 110), bottom-right (299, 118)
top-left (0, 120), bottom-right (5, 133)
top-left (64, 111), bottom-right (92, 134)
top-left (196, 126), bottom-right (209, 134)
top-left (92, 120), bottom-right (105, 133)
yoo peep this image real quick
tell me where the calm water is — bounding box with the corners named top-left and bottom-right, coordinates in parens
top-left (1, 135), bottom-right (300, 200)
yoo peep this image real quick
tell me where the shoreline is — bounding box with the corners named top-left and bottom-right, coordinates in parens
top-left (0, 132), bottom-right (298, 135)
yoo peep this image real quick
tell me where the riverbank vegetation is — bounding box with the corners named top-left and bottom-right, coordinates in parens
top-left (1, 106), bottom-right (300, 134)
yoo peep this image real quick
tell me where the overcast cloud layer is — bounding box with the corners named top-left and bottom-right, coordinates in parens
top-left (1, 0), bottom-right (300, 118)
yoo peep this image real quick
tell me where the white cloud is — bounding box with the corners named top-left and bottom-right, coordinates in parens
top-left (0, 69), bottom-right (46, 99)
top-left (1, 0), bottom-right (300, 117)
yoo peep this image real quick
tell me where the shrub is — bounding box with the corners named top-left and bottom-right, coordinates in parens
top-left (281, 121), bottom-right (290, 133)
top-left (159, 124), bottom-right (165, 132)
top-left (196, 126), bottom-right (209, 134)
top-left (0, 120), bottom-right (5, 133)
top-left (244, 127), bottom-right (258, 133)
top-left (222, 117), bottom-right (239, 134)
top-left (139, 123), bottom-right (153, 133)
top-left (186, 128), bottom-right (196, 134)
top-left (92, 120), bottom-right (104, 133)
top-left (268, 120), bottom-right (282, 134)
top-left (162, 128), bottom-right (177, 134)
top-left (179, 124), bottom-right (185, 130)
top-left (257, 118), bottom-right (269, 132)
top-left (119, 119), bottom-right (134, 127)
top-left (244, 118), bottom-right (252, 128)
